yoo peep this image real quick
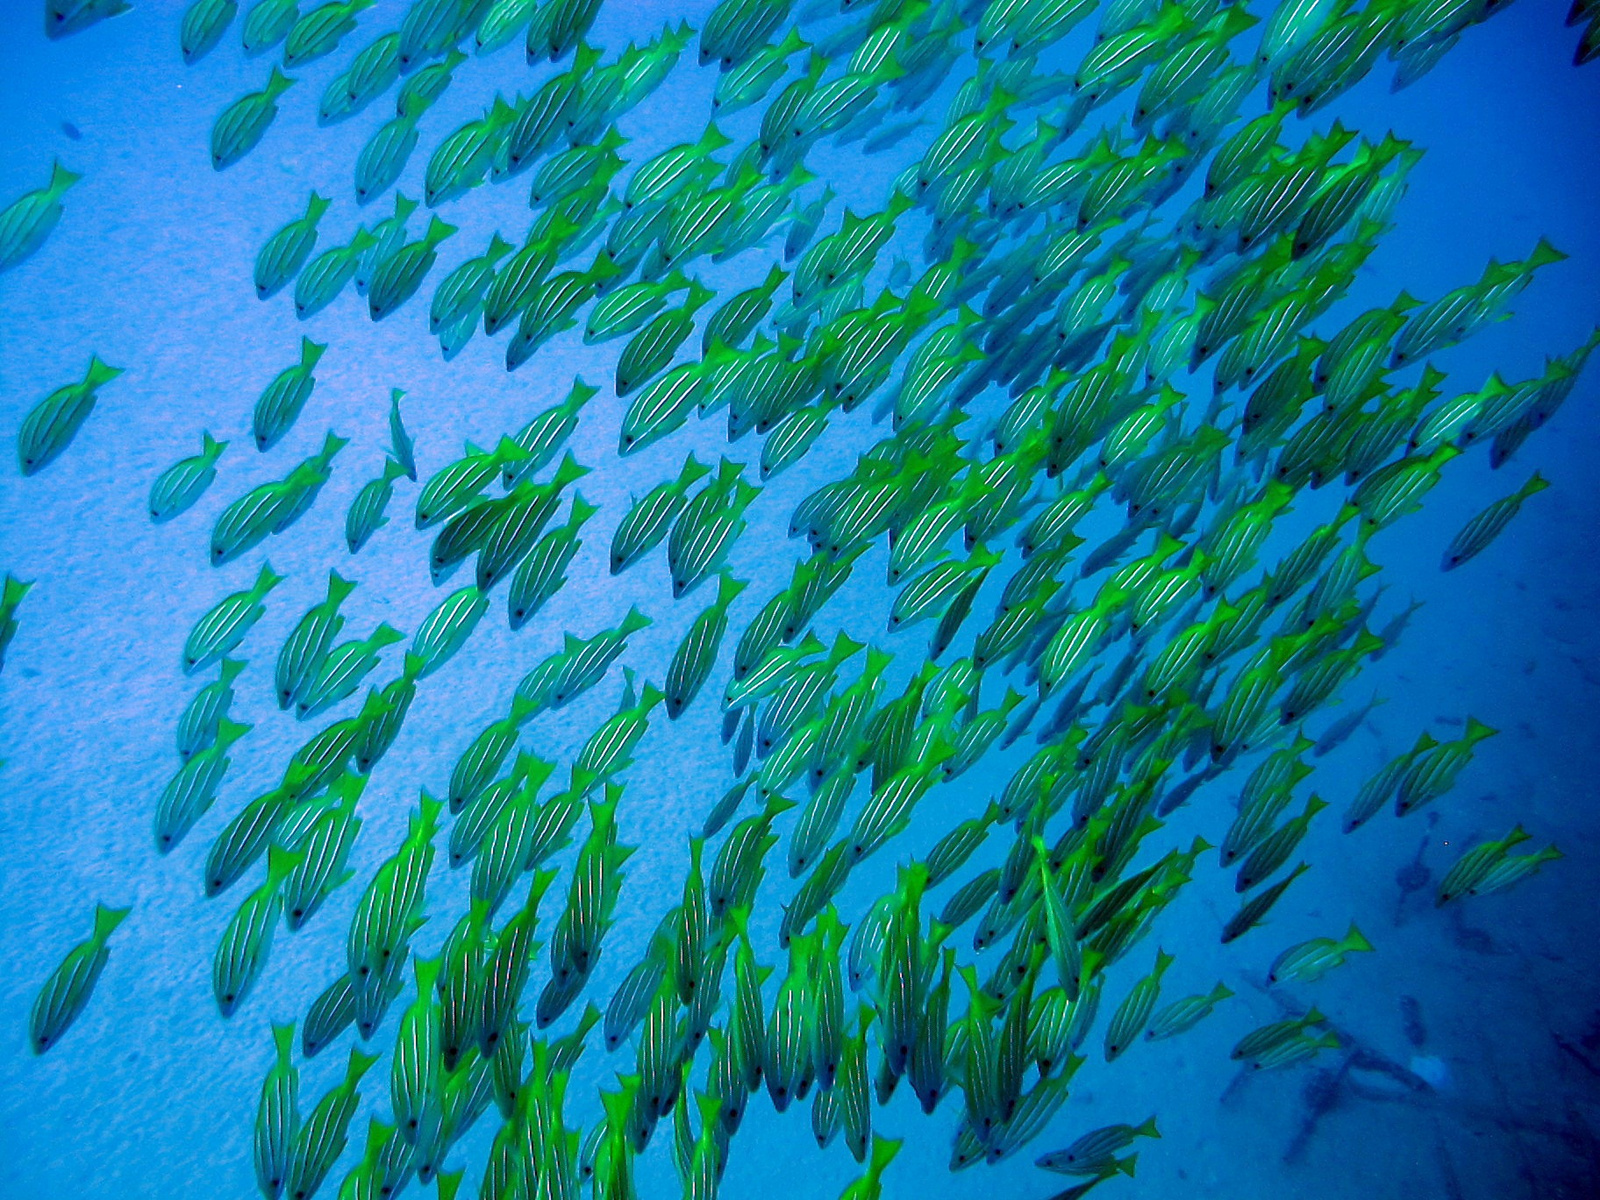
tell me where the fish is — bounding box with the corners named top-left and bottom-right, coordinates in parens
top-left (184, 562), bottom-right (285, 674)
top-left (431, 234), bottom-right (513, 335)
top-left (611, 454), bottom-right (714, 574)
top-left (1222, 863), bottom-right (1311, 943)
top-left (253, 1022), bottom-right (299, 1199)
top-left (18, 356), bottom-right (123, 476)
top-left (10, 2), bottom-right (1597, 1195)
top-left (211, 432), bottom-right (347, 564)
top-left (369, 216), bottom-right (457, 321)
top-left (282, 775), bottom-right (363, 929)
top-left (346, 792), bottom-right (440, 1021)
top-left (214, 845), bottom-right (303, 1017)
top-left (506, 492), bottom-right (600, 628)
top-left (45, 0), bottom-right (132, 39)
top-left (283, 1046), bottom-right (379, 1200)
top-left (345, 458), bottom-right (408, 554)
top-left (241, 0), bottom-right (298, 55)
top-left (253, 337), bottom-right (327, 451)
top-left (294, 227), bottom-right (377, 318)
top-left (275, 569), bottom-right (356, 710)
top-left (1146, 982), bottom-right (1232, 1042)
top-left (411, 586), bottom-right (488, 678)
top-left (154, 717), bottom-right (252, 853)
top-left (1268, 923), bottom-right (1374, 984)
top-left (175, 656), bottom-right (247, 762)
top-left (667, 573), bottom-right (749, 719)
top-left (255, 192), bottom-right (330, 300)
top-left (426, 97), bottom-right (518, 208)
top-left (28, 902), bottom-right (130, 1053)
top-left (0, 159), bottom-right (81, 274)
top-left (283, 0), bottom-right (372, 69)
top-left (150, 431), bottom-right (228, 523)
top-left (527, 0), bottom-right (607, 62)
top-left (415, 437), bottom-right (530, 530)
top-left (1395, 719), bottom-right (1497, 817)
top-left (476, 0), bottom-right (539, 55)
top-left (1037, 1117), bottom-right (1160, 1176)
top-left (1442, 472), bottom-right (1549, 570)
top-left (319, 31), bottom-right (399, 124)
top-left (212, 67), bottom-right (296, 170)
top-left (504, 379), bottom-right (600, 486)
top-left (1103, 948), bottom-right (1173, 1060)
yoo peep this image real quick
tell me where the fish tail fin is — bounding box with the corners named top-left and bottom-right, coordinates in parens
top-left (1463, 716), bottom-right (1498, 743)
top-left (568, 376), bottom-right (601, 408)
top-left (413, 953), bottom-right (441, 995)
top-left (216, 717), bottom-right (253, 748)
top-left (1136, 1115), bottom-right (1160, 1139)
top-left (201, 430), bottom-right (228, 459)
top-left (265, 843), bottom-right (306, 888)
top-left (414, 790), bottom-right (444, 839)
top-left (372, 622), bottom-right (405, 649)
top-left (321, 430), bottom-right (350, 459)
top-left (716, 571), bottom-right (748, 608)
top-left (620, 605), bottom-right (652, 636)
top-left (510, 691), bottom-right (539, 726)
top-left (266, 68), bottom-right (297, 99)
top-left (93, 902), bottom-right (131, 942)
top-left (426, 215), bottom-right (458, 245)
top-left (299, 337), bottom-right (328, 370)
top-left (553, 452), bottom-right (590, 488)
top-left (567, 491), bottom-right (600, 526)
top-left (1345, 923), bottom-right (1374, 954)
top-left (686, 277), bottom-right (716, 310)
top-left (327, 569), bottom-right (357, 607)
top-left (382, 456), bottom-right (407, 484)
top-left (256, 561), bottom-right (286, 592)
top-left (270, 1020), bottom-right (296, 1062)
top-left (84, 355), bottom-right (125, 389)
top-left (699, 120), bottom-right (733, 154)
top-left (494, 435), bottom-right (532, 463)
top-left (306, 191), bottom-right (330, 222)
top-left (488, 95), bottom-right (517, 127)
top-left (1529, 237), bottom-right (1568, 270)
top-left (346, 1046), bottom-right (381, 1087)
top-left (50, 160), bottom-right (83, 193)
top-left (1518, 471), bottom-right (1550, 501)
top-left (678, 453), bottom-right (712, 489)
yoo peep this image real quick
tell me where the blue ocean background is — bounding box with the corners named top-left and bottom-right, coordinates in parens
top-left (0, 1), bottom-right (1596, 1198)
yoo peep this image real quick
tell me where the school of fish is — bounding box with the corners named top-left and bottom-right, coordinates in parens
top-left (8, 0), bottom-right (1593, 1198)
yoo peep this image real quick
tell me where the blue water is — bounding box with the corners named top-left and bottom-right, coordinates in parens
top-left (1, 2), bottom-right (1597, 1198)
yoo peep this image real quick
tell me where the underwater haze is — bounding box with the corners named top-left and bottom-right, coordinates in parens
top-left (1, 1), bottom-right (1598, 1199)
